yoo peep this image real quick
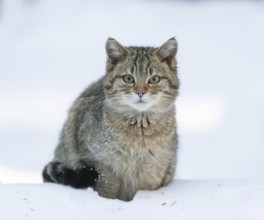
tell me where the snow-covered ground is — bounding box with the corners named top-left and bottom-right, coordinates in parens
top-left (1, 179), bottom-right (264, 220)
top-left (0, 0), bottom-right (264, 219)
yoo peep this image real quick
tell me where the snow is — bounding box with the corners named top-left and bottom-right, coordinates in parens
top-left (1, 179), bottom-right (264, 220)
top-left (1, 0), bottom-right (264, 219)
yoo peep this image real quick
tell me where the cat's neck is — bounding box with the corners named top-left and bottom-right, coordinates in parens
top-left (104, 102), bottom-right (175, 128)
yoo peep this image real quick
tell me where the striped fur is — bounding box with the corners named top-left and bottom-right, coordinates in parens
top-left (43, 38), bottom-right (179, 201)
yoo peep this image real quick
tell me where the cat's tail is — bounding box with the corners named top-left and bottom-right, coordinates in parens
top-left (42, 161), bottom-right (99, 189)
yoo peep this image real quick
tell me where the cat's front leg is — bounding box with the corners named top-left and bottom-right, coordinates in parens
top-left (161, 163), bottom-right (176, 187)
top-left (118, 180), bottom-right (137, 202)
top-left (95, 167), bottom-right (121, 200)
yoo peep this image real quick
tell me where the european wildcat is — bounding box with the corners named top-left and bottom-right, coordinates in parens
top-left (43, 38), bottom-right (179, 201)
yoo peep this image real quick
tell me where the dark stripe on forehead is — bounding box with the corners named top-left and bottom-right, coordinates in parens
top-left (133, 49), bottom-right (139, 64)
top-left (132, 50), bottom-right (139, 75)
top-left (140, 50), bottom-right (152, 76)
top-left (138, 51), bottom-right (145, 75)
top-left (145, 53), bottom-right (152, 75)
top-left (130, 65), bottom-right (135, 74)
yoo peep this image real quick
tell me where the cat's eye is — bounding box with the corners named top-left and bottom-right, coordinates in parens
top-left (149, 75), bottom-right (160, 84)
top-left (123, 75), bottom-right (135, 84)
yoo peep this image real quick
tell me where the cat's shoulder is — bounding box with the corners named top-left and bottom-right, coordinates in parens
top-left (79, 77), bottom-right (105, 99)
top-left (69, 77), bottom-right (105, 116)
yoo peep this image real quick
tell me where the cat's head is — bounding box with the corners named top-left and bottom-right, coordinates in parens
top-left (103, 38), bottom-right (179, 113)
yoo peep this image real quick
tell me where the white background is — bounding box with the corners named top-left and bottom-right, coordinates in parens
top-left (0, 0), bottom-right (264, 183)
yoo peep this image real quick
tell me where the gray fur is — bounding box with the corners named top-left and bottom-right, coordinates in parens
top-left (43, 38), bottom-right (179, 201)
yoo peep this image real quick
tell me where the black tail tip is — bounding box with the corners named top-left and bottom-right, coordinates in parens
top-left (42, 161), bottom-right (99, 189)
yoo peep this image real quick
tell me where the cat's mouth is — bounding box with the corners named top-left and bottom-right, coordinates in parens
top-left (137, 99), bottom-right (144, 103)
top-left (135, 98), bottom-right (148, 104)
top-left (126, 99), bottom-right (153, 111)
top-left (122, 94), bottom-right (154, 111)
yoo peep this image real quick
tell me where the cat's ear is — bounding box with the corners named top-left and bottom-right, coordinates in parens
top-left (106, 38), bottom-right (129, 67)
top-left (155, 38), bottom-right (177, 67)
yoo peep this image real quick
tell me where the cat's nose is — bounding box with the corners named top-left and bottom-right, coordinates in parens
top-left (136, 89), bottom-right (146, 98)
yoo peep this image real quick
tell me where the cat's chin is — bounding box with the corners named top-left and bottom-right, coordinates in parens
top-left (128, 101), bottom-right (154, 112)
top-left (121, 93), bottom-right (159, 112)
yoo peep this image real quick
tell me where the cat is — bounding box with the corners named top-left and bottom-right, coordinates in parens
top-left (42, 37), bottom-right (179, 201)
